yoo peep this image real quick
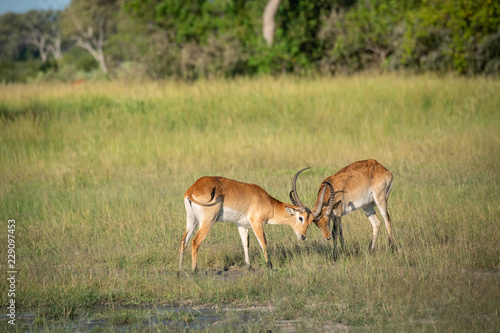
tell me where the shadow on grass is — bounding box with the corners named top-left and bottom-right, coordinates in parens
top-left (270, 239), bottom-right (366, 263)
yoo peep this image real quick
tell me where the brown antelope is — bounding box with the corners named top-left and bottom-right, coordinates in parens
top-left (70, 79), bottom-right (85, 86)
top-left (179, 169), bottom-right (335, 271)
top-left (303, 160), bottom-right (394, 253)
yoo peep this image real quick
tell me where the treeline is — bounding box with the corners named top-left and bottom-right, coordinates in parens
top-left (1, 0), bottom-right (499, 82)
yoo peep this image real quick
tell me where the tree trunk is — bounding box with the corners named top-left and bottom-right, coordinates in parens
top-left (23, 29), bottom-right (48, 63)
top-left (75, 37), bottom-right (108, 74)
top-left (71, 13), bottom-right (108, 74)
top-left (38, 35), bottom-right (48, 62)
top-left (263, 0), bottom-right (281, 46)
top-left (47, 27), bottom-right (63, 61)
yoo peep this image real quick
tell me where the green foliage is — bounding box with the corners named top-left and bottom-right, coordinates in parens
top-left (126, 0), bottom-right (258, 79)
top-left (320, 1), bottom-right (405, 73)
top-left (155, 0), bottom-right (226, 43)
top-left (124, 0), bottom-right (500, 77)
top-left (60, 0), bottom-right (120, 37)
top-left (1, 0), bottom-right (500, 80)
top-left (402, 0), bottom-right (500, 74)
top-left (272, 0), bottom-right (333, 72)
top-left (0, 12), bottom-right (36, 62)
top-left (127, 0), bottom-right (243, 44)
top-left (109, 310), bottom-right (139, 325)
top-left (63, 48), bottom-right (99, 72)
top-left (0, 60), bottom-right (42, 83)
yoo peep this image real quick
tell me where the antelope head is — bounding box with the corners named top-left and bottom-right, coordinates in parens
top-left (289, 169), bottom-right (337, 240)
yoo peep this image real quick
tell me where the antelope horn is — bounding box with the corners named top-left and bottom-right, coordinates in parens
top-left (291, 167), bottom-right (310, 212)
top-left (312, 183), bottom-right (329, 218)
top-left (322, 181), bottom-right (336, 217)
top-left (289, 191), bottom-right (298, 206)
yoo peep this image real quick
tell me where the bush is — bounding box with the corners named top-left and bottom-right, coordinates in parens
top-left (0, 60), bottom-right (41, 83)
top-left (401, 0), bottom-right (500, 74)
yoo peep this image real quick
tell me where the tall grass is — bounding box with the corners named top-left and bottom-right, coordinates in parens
top-left (1, 75), bottom-right (499, 330)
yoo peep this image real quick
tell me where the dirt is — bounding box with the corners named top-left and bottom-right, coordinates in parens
top-left (6, 304), bottom-right (347, 332)
top-left (6, 267), bottom-right (353, 332)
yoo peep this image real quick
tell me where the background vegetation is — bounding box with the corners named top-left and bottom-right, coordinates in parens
top-left (1, 0), bottom-right (499, 331)
top-left (0, 75), bottom-right (499, 331)
top-left (1, 0), bottom-right (499, 82)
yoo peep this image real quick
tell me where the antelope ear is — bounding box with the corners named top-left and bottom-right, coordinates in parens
top-left (285, 206), bottom-right (297, 216)
top-left (333, 200), bottom-right (342, 210)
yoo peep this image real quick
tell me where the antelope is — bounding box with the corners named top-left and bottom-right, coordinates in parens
top-left (70, 79), bottom-right (85, 86)
top-left (179, 169), bottom-right (335, 272)
top-left (302, 160), bottom-right (394, 253)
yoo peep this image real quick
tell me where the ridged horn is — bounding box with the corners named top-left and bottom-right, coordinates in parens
top-left (312, 183), bottom-right (328, 218)
top-left (291, 167), bottom-right (310, 212)
top-left (322, 181), bottom-right (336, 217)
top-left (289, 191), bottom-right (298, 206)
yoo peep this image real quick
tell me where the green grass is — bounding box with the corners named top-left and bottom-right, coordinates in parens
top-left (1, 75), bottom-right (499, 331)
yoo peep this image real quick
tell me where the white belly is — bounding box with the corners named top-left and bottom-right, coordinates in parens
top-left (342, 192), bottom-right (374, 215)
top-left (218, 207), bottom-right (252, 228)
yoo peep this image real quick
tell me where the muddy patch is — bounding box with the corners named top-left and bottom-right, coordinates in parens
top-left (3, 267), bottom-right (352, 332)
top-left (5, 304), bottom-right (330, 332)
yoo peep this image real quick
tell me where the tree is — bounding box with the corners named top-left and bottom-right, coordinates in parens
top-left (0, 13), bottom-right (26, 62)
top-left (126, 0), bottom-right (256, 79)
top-left (402, 0), bottom-right (500, 74)
top-left (340, 2), bottom-right (401, 68)
top-left (46, 25), bottom-right (63, 61)
top-left (69, 12), bottom-right (108, 73)
top-left (270, 0), bottom-right (334, 72)
top-left (319, 1), bottom-right (418, 74)
top-left (61, 0), bottom-right (120, 74)
top-left (21, 10), bottom-right (62, 63)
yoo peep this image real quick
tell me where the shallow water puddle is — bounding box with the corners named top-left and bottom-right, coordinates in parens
top-left (3, 304), bottom-right (280, 332)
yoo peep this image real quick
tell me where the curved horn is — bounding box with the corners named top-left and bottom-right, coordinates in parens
top-left (291, 167), bottom-right (310, 212)
top-left (289, 191), bottom-right (298, 206)
top-left (311, 183), bottom-right (328, 218)
top-left (322, 181), bottom-right (336, 217)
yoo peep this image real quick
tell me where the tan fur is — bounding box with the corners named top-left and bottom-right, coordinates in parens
top-left (179, 176), bottom-right (315, 271)
top-left (312, 160), bottom-right (394, 252)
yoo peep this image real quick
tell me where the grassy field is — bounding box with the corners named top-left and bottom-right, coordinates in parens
top-left (1, 75), bottom-right (499, 331)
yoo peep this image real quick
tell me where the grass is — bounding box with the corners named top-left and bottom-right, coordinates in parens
top-left (1, 74), bottom-right (499, 331)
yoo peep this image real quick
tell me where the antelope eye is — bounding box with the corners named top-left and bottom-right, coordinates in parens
top-left (299, 216), bottom-right (304, 223)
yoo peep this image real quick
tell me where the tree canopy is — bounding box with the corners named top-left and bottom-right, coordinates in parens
top-left (0, 0), bottom-right (499, 82)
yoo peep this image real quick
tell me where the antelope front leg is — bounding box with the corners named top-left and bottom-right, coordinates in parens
top-left (332, 216), bottom-right (345, 255)
top-left (338, 219), bottom-right (345, 252)
top-left (251, 223), bottom-right (272, 269)
top-left (331, 217), bottom-right (339, 255)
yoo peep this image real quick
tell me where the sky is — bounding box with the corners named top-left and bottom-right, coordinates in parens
top-left (0, 0), bottom-right (71, 14)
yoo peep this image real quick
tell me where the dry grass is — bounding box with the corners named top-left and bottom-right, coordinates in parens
top-left (1, 74), bottom-right (499, 331)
